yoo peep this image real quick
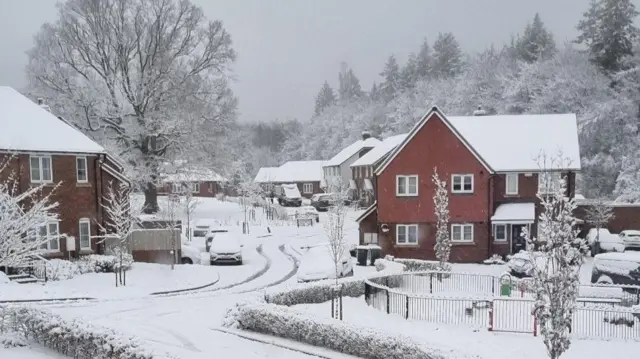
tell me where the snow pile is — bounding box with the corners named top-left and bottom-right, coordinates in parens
top-left (0, 306), bottom-right (174, 359)
top-left (77, 254), bottom-right (133, 274)
top-left (0, 272), bottom-right (10, 285)
top-left (374, 257), bottom-right (406, 272)
top-left (483, 254), bottom-right (506, 265)
top-left (45, 259), bottom-right (79, 281)
top-left (227, 302), bottom-right (448, 359)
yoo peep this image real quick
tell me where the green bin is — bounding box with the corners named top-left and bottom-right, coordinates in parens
top-left (500, 283), bottom-right (512, 296)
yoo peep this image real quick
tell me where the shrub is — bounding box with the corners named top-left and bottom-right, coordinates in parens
top-left (45, 259), bottom-right (79, 281)
top-left (77, 254), bottom-right (133, 274)
top-left (227, 302), bottom-right (447, 359)
top-left (483, 254), bottom-right (506, 265)
top-left (384, 255), bottom-right (450, 272)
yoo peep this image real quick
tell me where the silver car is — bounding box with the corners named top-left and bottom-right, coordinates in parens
top-left (620, 230), bottom-right (640, 250)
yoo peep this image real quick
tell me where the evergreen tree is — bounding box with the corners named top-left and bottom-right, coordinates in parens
top-left (370, 82), bottom-right (380, 102)
top-left (432, 32), bottom-right (464, 78)
top-left (576, 0), bottom-right (639, 72)
top-left (416, 38), bottom-right (433, 79)
top-left (314, 81), bottom-right (337, 115)
top-left (400, 53), bottom-right (418, 90)
top-left (516, 13), bottom-right (556, 62)
top-left (338, 62), bottom-right (364, 102)
top-left (379, 55), bottom-right (401, 102)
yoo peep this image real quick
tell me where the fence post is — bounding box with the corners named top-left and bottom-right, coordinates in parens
top-left (364, 282), bottom-right (370, 303)
top-left (429, 273), bottom-right (433, 294)
top-left (488, 306), bottom-right (494, 331)
top-left (533, 316), bottom-right (538, 337)
top-left (405, 295), bottom-right (409, 319)
top-left (386, 289), bottom-right (390, 314)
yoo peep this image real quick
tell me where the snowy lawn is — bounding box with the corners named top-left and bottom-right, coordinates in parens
top-left (0, 344), bottom-right (68, 358)
top-left (292, 296), bottom-right (640, 359)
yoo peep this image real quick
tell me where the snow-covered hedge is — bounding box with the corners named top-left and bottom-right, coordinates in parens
top-left (483, 254), bottom-right (506, 265)
top-left (384, 255), bottom-right (450, 272)
top-left (45, 259), bottom-right (79, 281)
top-left (226, 302), bottom-right (446, 359)
top-left (77, 254), bottom-right (133, 274)
top-left (0, 306), bottom-right (171, 358)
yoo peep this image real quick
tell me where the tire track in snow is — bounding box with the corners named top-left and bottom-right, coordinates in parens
top-left (235, 244), bottom-right (299, 294)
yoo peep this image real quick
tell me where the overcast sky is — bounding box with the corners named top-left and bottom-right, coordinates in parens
top-left (2, 0), bottom-right (639, 123)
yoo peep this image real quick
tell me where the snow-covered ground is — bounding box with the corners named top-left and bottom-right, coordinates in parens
top-left (0, 343), bottom-right (68, 358)
top-left (292, 296), bottom-right (640, 359)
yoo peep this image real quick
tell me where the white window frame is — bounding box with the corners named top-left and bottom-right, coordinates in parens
top-left (451, 224), bottom-right (474, 242)
top-left (451, 174), bottom-right (473, 194)
top-left (76, 156), bottom-right (88, 183)
top-left (190, 182), bottom-right (200, 193)
top-left (494, 224), bottom-right (507, 242)
top-left (303, 183), bottom-right (314, 194)
top-left (363, 232), bottom-right (378, 244)
top-left (538, 172), bottom-right (562, 194)
top-left (396, 224), bottom-right (418, 245)
top-left (29, 155), bottom-right (53, 184)
top-left (396, 175), bottom-right (418, 196)
top-left (79, 218), bottom-right (91, 249)
top-left (505, 173), bottom-right (518, 195)
top-left (38, 221), bottom-right (60, 251)
top-left (171, 183), bottom-right (180, 193)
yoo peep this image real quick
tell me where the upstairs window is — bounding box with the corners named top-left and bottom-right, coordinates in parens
top-left (505, 173), bottom-right (518, 195)
top-left (396, 175), bottom-right (418, 196)
top-left (452, 174), bottom-right (473, 193)
top-left (30, 155), bottom-right (52, 183)
top-left (76, 157), bottom-right (88, 183)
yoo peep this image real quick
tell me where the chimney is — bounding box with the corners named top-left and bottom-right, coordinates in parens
top-left (361, 131), bottom-right (372, 140)
top-left (37, 97), bottom-right (44, 105)
top-left (37, 97), bottom-right (51, 112)
top-left (473, 105), bottom-right (487, 116)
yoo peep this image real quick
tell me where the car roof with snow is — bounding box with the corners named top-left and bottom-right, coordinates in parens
top-left (594, 252), bottom-right (640, 262)
top-left (621, 230), bottom-right (640, 236)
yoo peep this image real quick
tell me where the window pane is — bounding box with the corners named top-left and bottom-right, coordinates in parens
top-left (80, 222), bottom-right (90, 248)
top-left (452, 176), bottom-right (461, 191)
top-left (49, 238), bottom-right (59, 250)
top-left (397, 226), bottom-right (406, 243)
top-left (408, 176), bottom-right (417, 194)
top-left (452, 226), bottom-right (461, 240)
top-left (397, 177), bottom-right (406, 194)
top-left (463, 176), bottom-right (472, 191)
top-left (42, 157), bottom-right (52, 181)
top-left (408, 226), bottom-right (417, 243)
top-left (48, 223), bottom-right (58, 236)
top-left (38, 226), bottom-right (47, 237)
top-left (77, 158), bottom-right (87, 181)
top-left (463, 225), bottom-right (472, 240)
top-left (496, 225), bottom-right (505, 240)
top-left (371, 233), bottom-right (378, 244)
top-left (30, 157), bottom-right (41, 181)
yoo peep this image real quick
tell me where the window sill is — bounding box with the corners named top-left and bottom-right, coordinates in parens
top-left (452, 241), bottom-right (475, 246)
top-left (504, 193), bottom-right (519, 197)
top-left (395, 243), bottom-right (419, 248)
top-left (78, 249), bottom-right (95, 255)
top-left (493, 241), bottom-right (509, 244)
top-left (451, 192), bottom-right (474, 195)
top-left (76, 182), bottom-right (92, 187)
top-left (396, 194), bottom-right (418, 197)
top-left (41, 251), bottom-right (64, 257)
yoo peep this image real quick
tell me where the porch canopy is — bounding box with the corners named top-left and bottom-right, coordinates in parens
top-left (491, 203), bottom-right (535, 224)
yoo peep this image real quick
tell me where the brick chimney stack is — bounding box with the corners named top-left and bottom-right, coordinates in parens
top-left (473, 105), bottom-right (487, 116)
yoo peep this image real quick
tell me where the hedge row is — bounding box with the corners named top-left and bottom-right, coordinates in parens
top-left (227, 302), bottom-right (448, 359)
top-left (0, 306), bottom-right (175, 359)
top-left (384, 255), bottom-right (451, 272)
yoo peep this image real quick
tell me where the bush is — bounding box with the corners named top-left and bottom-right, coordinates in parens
top-left (45, 259), bottom-right (79, 281)
top-left (77, 254), bottom-right (133, 274)
top-left (483, 254), bottom-right (506, 265)
top-left (226, 303), bottom-right (447, 359)
top-left (384, 255), bottom-right (450, 272)
top-left (0, 306), bottom-right (170, 359)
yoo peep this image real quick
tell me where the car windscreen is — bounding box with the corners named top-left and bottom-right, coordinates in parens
top-left (193, 230), bottom-right (208, 237)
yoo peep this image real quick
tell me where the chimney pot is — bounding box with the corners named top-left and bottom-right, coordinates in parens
top-left (473, 105), bottom-right (487, 116)
top-left (37, 97), bottom-right (44, 105)
top-left (361, 131), bottom-right (371, 140)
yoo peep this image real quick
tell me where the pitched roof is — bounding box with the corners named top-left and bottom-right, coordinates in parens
top-left (376, 107), bottom-right (581, 175)
top-left (355, 201), bottom-right (377, 223)
top-left (254, 167), bottom-right (279, 183)
top-left (351, 134), bottom-right (407, 167)
top-left (324, 137), bottom-right (381, 167)
top-left (163, 168), bottom-right (226, 183)
top-left (0, 87), bottom-right (105, 154)
top-left (273, 160), bottom-right (326, 182)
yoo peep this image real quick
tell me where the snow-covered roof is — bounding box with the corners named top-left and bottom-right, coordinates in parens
top-left (447, 114), bottom-right (581, 172)
top-left (324, 137), bottom-right (381, 167)
top-left (0, 86), bottom-right (105, 154)
top-left (351, 134), bottom-right (407, 167)
top-left (254, 167), bottom-right (279, 183)
top-left (491, 203), bottom-right (535, 223)
top-left (163, 168), bottom-right (226, 183)
top-left (274, 160), bottom-right (325, 182)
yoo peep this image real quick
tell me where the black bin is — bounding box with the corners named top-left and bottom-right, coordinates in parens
top-left (369, 246), bottom-right (382, 264)
top-left (356, 246), bottom-right (368, 266)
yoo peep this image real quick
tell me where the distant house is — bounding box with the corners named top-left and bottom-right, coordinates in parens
top-left (0, 86), bottom-right (129, 259)
top-left (358, 106), bottom-right (582, 263)
top-left (158, 167), bottom-right (226, 198)
top-left (323, 132), bottom-right (380, 194)
top-left (255, 161), bottom-right (326, 198)
top-left (350, 134), bottom-right (407, 206)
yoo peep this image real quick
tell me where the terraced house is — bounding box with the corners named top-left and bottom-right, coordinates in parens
top-left (357, 106), bottom-right (581, 262)
top-left (0, 86), bottom-right (129, 259)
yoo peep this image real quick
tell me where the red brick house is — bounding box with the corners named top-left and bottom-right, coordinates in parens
top-left (158, 168), bottom-right (226, 198)
top-left (0, 86), bottom-right (129, 259)
top-left (357, 107), bottom-right (581, 263)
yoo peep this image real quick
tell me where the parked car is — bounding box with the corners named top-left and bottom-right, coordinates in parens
top-left (586, 228), bottom-right (625, 255)
top-left (276, 184), bottom-right (302, 207)
top-left (620, 230), bottom-right (640, 250)
top-left (310, 193), bottom-right (333, 211)
top-left (205, 228), bottom-right (231, 252)
top-left (295, 206), bottom-right (319, 222)
top-left (208, 232), bottom-right (243, 265)
top-left (591, 252), bottom-right (640, 287)
top-left (297, 242), bottom-right (354, 283)
top-left (191, 225), bottom-right (211, 241)
top-left (507, 251), bottom-right (539, 278)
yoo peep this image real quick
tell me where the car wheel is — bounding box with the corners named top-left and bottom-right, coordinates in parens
top-left (597, 275), bottom-right (613, 285)
top-left (237, 260), bottom-right (243, 265)
top-left (210, 260), bottom-right (216, 265)
top-left (181, 257), bottom-right (193, 265)
top-left (345, 268), bottom-right (354, 277)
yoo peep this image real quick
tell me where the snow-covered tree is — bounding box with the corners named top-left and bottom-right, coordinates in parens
top-left (432, 32), bottom-right (464, 78)
top-left (576, 0), bottom-right (639, 72)
top-left (614, 149), bottom-right (640, 202)
top-left (515, 13), bottom-right (556, 63)
top-left (400, 53), bottom-right (418, 90)
top-left (369, 82), bottom-right (380, 102)
top-left (584, 198), bottom-right (615, 244)
top-left (181, 187), bottom-right (200, 241)
top-left (0, 156), bottom-right (61, 268)
top-left (431, 168), bottom-right (451, 270)
top-left (314, 81), bottom-right (337, 116)
top-left (415, 38), bottom-right (433, 80)
top-left (379, 55), bottom-right (401, 102)
top-left (226, 160), bottom-right (262, 234)
top-left (338, 63), bottom-right (364, 102)
top-left (26, 0), bottom-right (238, 214)
top-left (99, 181), bottom-right (135, 284)
top-left (522, 156), bottom-right (588, 359)
top-left (324, 180), bottom-right (350, 286)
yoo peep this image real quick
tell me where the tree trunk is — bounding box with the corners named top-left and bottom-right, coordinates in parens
top-left (143, 182), bottom-right (159, 214)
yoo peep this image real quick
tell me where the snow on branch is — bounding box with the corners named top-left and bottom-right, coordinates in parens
top-left (324, 178), bottom-right (350, 285)
top-left (432, 168), bottom-right (451, 271)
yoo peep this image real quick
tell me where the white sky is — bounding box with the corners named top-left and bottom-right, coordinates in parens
top-left (1, 0), bottom-right (640, 123)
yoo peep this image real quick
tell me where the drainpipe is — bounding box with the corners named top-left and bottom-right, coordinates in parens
top-left (95, 154), bottom-right (105, 255)
top-left (487, 174), bottom-right (495, 258)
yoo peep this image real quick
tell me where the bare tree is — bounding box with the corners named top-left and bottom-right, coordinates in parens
top-left (324, 180), bottom-right (350, 285)
top-left (0, 156), bottom-right (61, 268)
top-left (432, 168), bottom-right (451, 271)
top-left (181, 185), bottom-right (200, 241)
top-left (26, 0), bottom-right (237, 213)
top-left (99, 181), bottom-right (135, 287)
top-left (522, 155), bottom-right (588, 359)
top-left (584, 198), bottom-right (614, 251)
top-left (159, 192), bottom-right (180, 270)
